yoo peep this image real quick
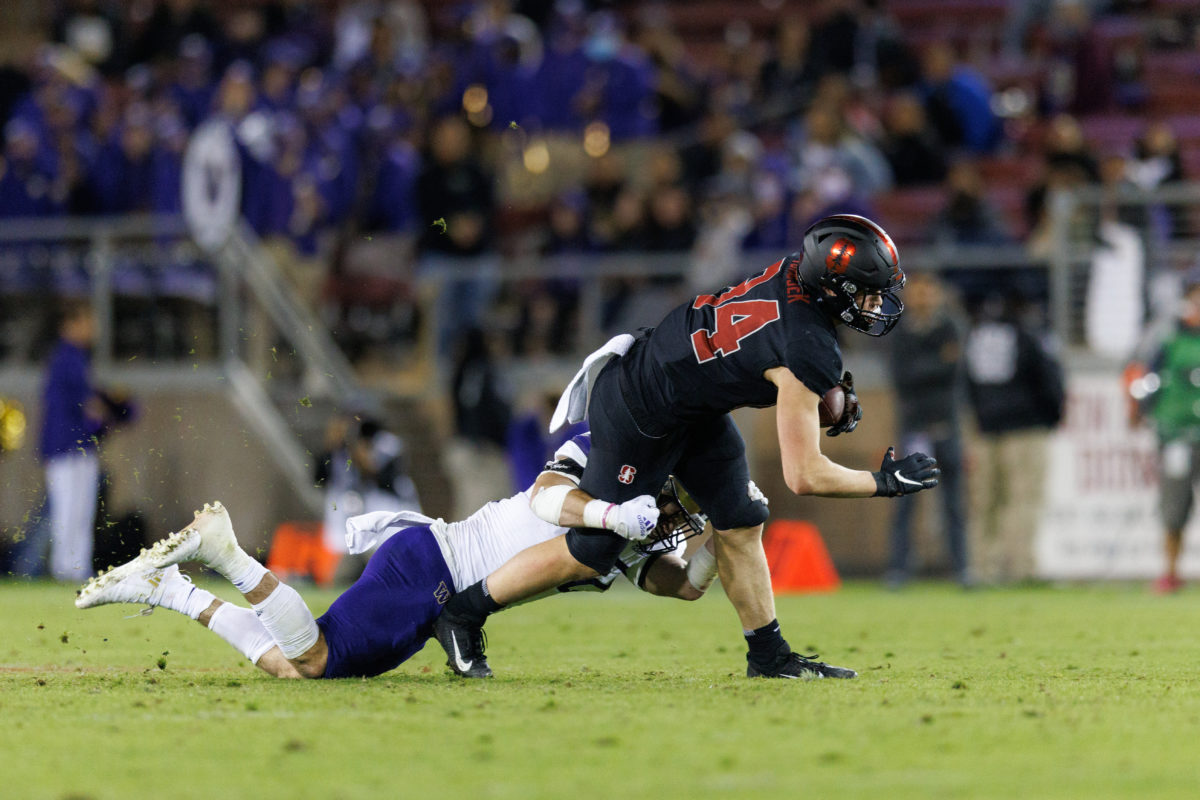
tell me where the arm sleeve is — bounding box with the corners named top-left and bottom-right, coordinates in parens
top-left (538, 456), bottom-right (584, 485)
top-left (784, 330), bottom-right (843, 396)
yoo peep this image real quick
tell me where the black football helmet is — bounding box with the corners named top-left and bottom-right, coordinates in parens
top-left (795, 214), bottom-right (905, 336)
top-left (637, 477), bottom-right (708, 555)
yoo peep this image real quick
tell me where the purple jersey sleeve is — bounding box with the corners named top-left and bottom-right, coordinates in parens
top-left (540, 432), bottom-right (591, 484)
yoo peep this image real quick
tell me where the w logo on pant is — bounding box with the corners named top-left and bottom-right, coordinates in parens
top-left (433, 581), bottom-right (451, 605)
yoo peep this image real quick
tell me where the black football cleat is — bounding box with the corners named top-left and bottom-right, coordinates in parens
top-left (746, 651), bottom-right (857, 679)
top-left (432, 610), bottom-right (493, 678)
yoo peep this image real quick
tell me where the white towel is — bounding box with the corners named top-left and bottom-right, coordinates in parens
top-left (344, 509), bottom-right (439, 554)
top-left (549, 333), bottom-right (635, 433)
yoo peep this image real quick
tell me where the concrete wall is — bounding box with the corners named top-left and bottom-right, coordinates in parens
top-left (1, 385), bottom-right (313, 558)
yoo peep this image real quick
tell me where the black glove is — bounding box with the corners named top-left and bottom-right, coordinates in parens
top-left (826, 371), bottom-right (862, 437)
top-left (872, 447), bottom-right (940, 497)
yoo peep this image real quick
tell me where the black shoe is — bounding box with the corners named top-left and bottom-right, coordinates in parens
top-left (432, 609), bottom-right (493, 678)
top-left (746, 651), bottom-right (857, 679)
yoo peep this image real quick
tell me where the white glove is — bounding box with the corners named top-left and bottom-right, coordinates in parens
top-left (747, 480), bottom-right (768, 506)
top-left (584, 495), bottom-right (660, 541)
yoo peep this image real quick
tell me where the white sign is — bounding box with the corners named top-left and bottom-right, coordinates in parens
top-left (182, 120), bottom-right (241, 253)
top-left (1036, 371), bottom-right (1200, 579)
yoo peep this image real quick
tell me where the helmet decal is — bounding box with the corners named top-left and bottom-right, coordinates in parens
top-left (825, 238), bottom-right (856, 274)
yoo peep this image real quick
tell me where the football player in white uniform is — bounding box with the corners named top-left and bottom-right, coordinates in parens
top-left (75, 433), bottom-right (727, 679)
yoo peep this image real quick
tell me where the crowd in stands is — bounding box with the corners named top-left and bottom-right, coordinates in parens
top-left (1, 0), bottom-right (1198, 355)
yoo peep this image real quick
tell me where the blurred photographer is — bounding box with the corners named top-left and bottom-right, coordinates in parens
top-left (315, 414), bottom-right (421, 583)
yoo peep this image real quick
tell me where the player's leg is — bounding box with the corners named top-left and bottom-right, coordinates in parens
top-left (46, 453), bottom-right (99, 582)
top-left (434, 364), bottom-right (678, 677)
top-left (675, 416), bottom-right (854, 679)
top-left (935, 431), bottom-right (970, 586)
top-left (315, 524), bottom-right (458, 678)
top-left (1155, 438), bottom-right (1193, 592)
top-left (147, 503), bottom-right (327, 677)
top-left (885, 494), bottom-right (917, 587)
top-left (76, 555), bottom-right (283, 675)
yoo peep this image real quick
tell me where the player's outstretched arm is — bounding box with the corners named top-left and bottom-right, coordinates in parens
top-left (766, 366), bottom-right (879, 497)
top-left (529, 469), bottom-right (659, 540)
top-left (638, 536), bottom-right (717, 601)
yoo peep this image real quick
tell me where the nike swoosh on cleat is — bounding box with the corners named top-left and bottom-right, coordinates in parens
top-left (451, 633), bottom-right (473, 673)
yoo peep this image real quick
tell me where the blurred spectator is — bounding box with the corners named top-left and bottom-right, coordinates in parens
top-left (679, 108), bottom-right (737, 194)
top-left (885, 271), bottom-right (970, 588)
top-left (0, 119), bottom-right (61, 217)
top-left (920, 42), bottom-right (1002, 154)
top-left (1129, 122), bottom-right (1184, 190)
top-left (505, 384), bottom-right (586, 492)
top-left (1129, 121), bottom-right (1187, 238)
top-left (880, 92), bottom-right (947, 186)
top-left (807, 0), bottom-right (861, 78)
top-left (168, 35), bottom-right (215, 128)
top-left (452, 326), bottom-right (512, 450)
top-left (928, 160), bottom-right (1014, 245)
top-left (758, 14), bottom-right (819, 108)
top-left (39, 299), bottom-right (136, 581)
top-left (1026, 114), bottom-right (1100, 258)
top-left (1042, 1), bottom-right (1114, 114)
top-left (129, 0), bottom-right (220, 67)
top-left (418, 114), bottom-right (496, 354)
top-left (644, 184), bottom-right (695, 252)
top-left (963, 294), bottom-right (1065, 584)
top-left (572, 12), bottom-right (656, 141)
top-left (543, 190), bottom-right (590, 254)
top-left (1128, 268), bottom-right (1200, 593)
top-left (417, 115), bottom-right (493, 256)
top-left (315, 413), bottom-right (422, 582)
top-left (53, 0), bottom-right (125, 75)
top-left (793, 102), bottom-right (892, 197)
top-left (91, 105), bottom-right (157, 213)
top-left (635, 19), bottom-right (705, 132)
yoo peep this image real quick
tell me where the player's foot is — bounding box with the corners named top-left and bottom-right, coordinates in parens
top-left (432, 610), bottom-right (493, 678)
top-left (1152, 574), bottom-right (1184, 594)
top-left (76, 560), bottom-right (186, 610)
top-left (746, 651), bottom-right (857, 680)
top-left (146, 501), bottom-right (238, 569)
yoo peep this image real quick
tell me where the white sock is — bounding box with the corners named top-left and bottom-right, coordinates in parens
top-left (686, 544), bottom-right (719, 593)
top-left (207, 603), bottom-right (276, 664)
top-left (156, 575), bottom-right (218, 621)
top-left (252, 582), bottom-right (319, 659)
top-left (223, 553), bottom-right (269, 595)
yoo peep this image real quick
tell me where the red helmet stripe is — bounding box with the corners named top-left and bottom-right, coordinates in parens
top-left (826, 214), bottom-right (898, 266)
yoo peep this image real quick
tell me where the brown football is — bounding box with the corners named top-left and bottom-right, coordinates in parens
top-left (818, 385), bottom-right (845, 427)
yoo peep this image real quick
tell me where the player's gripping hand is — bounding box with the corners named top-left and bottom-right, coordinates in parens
top-left (872, 447), bottom-right (940, 497)
top-left (585, 495), bottom-right (660, 540)
top-left (826, 371), bottom-right (863, 437)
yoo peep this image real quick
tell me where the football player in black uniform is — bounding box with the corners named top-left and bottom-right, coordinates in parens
top-left (434, 214), bottom-right (940, 679)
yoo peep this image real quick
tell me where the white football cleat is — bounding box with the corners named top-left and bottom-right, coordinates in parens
top-left (76, 561), bottom-right (185, 610)
top-left (146, 501), bottom-right (239, 570)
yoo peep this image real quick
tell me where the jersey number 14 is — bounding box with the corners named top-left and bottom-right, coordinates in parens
top-left (690, 261), bottom-right (782, 364)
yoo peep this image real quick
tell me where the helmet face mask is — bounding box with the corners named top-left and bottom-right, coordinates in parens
top-left (637, 477), bottom-right (707, 554)
top-left (797, 214), bottom-right (905, 337)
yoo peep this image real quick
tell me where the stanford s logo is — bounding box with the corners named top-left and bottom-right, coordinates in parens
top-left (618, 465), bottom-right (637, 485)
top-left (826, 238), bottom-right (856, 274)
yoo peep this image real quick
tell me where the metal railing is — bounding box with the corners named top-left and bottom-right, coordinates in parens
top-left (0, 214), bottom-right (378, 513)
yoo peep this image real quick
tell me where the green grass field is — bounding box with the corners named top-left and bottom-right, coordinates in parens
top-left (2, 578), bottom-right (1198, 800)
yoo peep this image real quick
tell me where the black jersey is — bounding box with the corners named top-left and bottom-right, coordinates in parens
top-left (617, 256), bottom-right (843, 428)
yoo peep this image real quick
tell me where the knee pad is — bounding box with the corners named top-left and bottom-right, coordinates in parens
top-left (705, 483), bottom-right (771, 531)
top-left (252, 583), bottom-right (320, 659)
top-left (565, 527), bottom-right (626, 574)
